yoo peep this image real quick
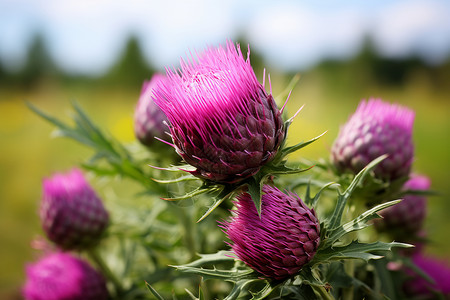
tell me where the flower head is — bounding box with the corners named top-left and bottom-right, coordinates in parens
top-left (375, 175), bottom-right (430, 239)
top-left (23, 252), bottom-right (108, 300)
top-left (40, 168), bottom-right (109, 250)
top-left (134, 73), bottom-right (171, 147)
top-left (154, 41), bottom-right (284, 183)
top-left (331, 98), bottom-right (414, 180)
top-left (224, 185), bottom-right (320, 280)
top-left (403, 253), bottom-right (450, 298)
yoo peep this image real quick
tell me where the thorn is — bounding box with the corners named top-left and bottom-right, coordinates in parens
top-left (280, 90), bottom-right (292, 114)
top-left (154, 136), bottom-right (175, 148)
top-left (287, 104), bottom-right (305, 123)
top-left (262, 68), bottom-right (266, 90)
top-left (268, 73), bottom-right (273, 95)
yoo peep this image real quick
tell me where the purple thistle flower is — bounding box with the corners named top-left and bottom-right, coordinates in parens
top-left (331, 98), bottom-right (414, 181)
top-left (23, 252), bottom-right (108, 300)
top-left (134, 73), bottom-right (171, 147)
top-left (154, 41), bottom-right (284, 183)
top-left (224, 185), bottom-right (320, 280)
top-left (40, 168), bottom-right (109, 250)
top-left (375, 175), bottom-right (430, 239)
top-left (403, 253), bottom-right (450, 298)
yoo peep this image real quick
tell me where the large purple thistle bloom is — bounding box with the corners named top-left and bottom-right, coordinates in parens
top-left (40, 168), bottom-right (109, 250)
top-left (134, 73), bottom-right (171, 147)
top-left (375, 175), bottom-right (430, 239)
top-left (331, 98), bottom-right (414, 181)
top-left (154, 41), bottom-right (284, 183)
top-left (23, 252), bottom-right (108, 300)
top-left (224, 185), bottom-right (320, 280)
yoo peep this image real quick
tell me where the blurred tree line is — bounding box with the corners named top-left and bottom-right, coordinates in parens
top-left (0, 33), bottom-right (449, 95)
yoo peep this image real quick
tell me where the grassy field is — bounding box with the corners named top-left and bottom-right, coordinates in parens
top-left (1, 72), bottom-right (449, 296)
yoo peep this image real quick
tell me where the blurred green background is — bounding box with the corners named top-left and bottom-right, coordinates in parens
top-left (1, 23), bottom-right (450, 300)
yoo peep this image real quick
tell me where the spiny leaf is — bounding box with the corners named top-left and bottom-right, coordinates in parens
top-left (327, 155), bottom-right (387, 230)
top-left (152, 174), bottom-right (198, 184)
top-left (325, 199), bottom-right (401, 247)
top-left (224, 279), bottom-right (261, 300)
top-left (311, 241), bottom-right (412, 265)
top-left (280, 131), bottom-right (327, 158)
top-left (247, 177), bottom-right (263, 217)
top-left (180, 251), bottom-right (235, 268)
top-left (174, 265), bottom-right (256, 281)
top-left (145, 282), bottom-right (165, 300)
top-left (161, 186), bottom-right (211, 201)
top-left (197, 188), bottom-right (236, 222)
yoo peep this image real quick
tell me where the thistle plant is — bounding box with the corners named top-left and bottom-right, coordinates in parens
top-left (23, 252), bottom-right (108, 300)
top-left (134, 73), bottom-right (172, 148)
top-left (40, 168), bottom-right (109, 250)
top-left (24, 40), bottom-right (447, 300)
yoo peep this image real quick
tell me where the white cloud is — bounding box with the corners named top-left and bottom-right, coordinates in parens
top-left (372, 0), bottom-right (450, 63)
top-left (245, 3), bottom-right (368, 70)
top-left (1, 0), bottom-right (449, 74)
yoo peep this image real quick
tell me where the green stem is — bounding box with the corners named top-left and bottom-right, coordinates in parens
top-left (342, 259), bottom-right (355, 300)
top-left (88, 248), bottom-right (124, 296)
top-left (312, 285), bottom-right (334, 300)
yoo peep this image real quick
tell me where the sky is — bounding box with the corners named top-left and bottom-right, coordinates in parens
top-left (0, 0), bottom-right (449, 75)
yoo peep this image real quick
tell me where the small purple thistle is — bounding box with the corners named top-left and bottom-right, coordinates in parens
top-left (154, 41), bottom-right (284, 183)
top-left (331, 98), bottom-right (415, 181)
top-left (224, 185), bottom-right (320, 280)
top-left (134, 73), bottom-right (172, 147)
top-left (403, 253), bottom-right (450, 298)
top-left (40, 168), bottom-right (109, 250)
top-left (23, 252), bottom-right (108, 300)
top-left (375, 175), bottom-right (430, 240)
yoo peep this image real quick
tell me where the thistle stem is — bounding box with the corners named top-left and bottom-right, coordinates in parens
top-left (312, 285), bottom-right (334, 300)
top-left (87, 248), bottom-right (124, 296)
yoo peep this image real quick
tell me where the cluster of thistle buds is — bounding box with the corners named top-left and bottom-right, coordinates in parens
top-left (24, 39), bottom-right (450, 299)
top-left (23, 169), bottom-right (109, 300)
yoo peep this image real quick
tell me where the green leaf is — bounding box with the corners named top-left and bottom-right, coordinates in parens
top-left (311, 241), bottom-right (411, 265)
top-left (152, 174), bottom-right (198, 184)
top-left (327, 155), bottom-right (387, 230)
top-left (178, 251), bottom-right (236, 268)
top-left (184, 288), bottom-right (198, 300)
top-left (224, 279), bottom-right (261, 300)
top-left (250, 281), bottom-right (276, 300)
top-left (325, 199), bottom-right (401, 247)
top-left (145, 282), bottom-right (165, 300)
top-left (174, 265), bottom-right (255, 281)
top-left (280, 131), bottom-right (327, 159)
top-left (197, 188), bottom-right (236, 222)
top-left (247, 177), bottom-right (263, 217)
top-left (308, 182), bottom-right (339, 208)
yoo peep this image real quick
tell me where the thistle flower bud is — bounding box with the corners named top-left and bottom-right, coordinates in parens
top-left (134, 74), bottom-right (171, 147)
top-left (403, 253), bottom-right (450, 298)
top-left (331, 98), bottom-right (414, 181)
top-left (23, 252), bottom-right (108, 300)
top-left (225, 185), bottom-right (320, 280)
top-left (375, 175), bottom-right (430, 239)
top-left (154, 41), bottom-right (284, 183)
top-left (40, 169), bottom-right (109, 250)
